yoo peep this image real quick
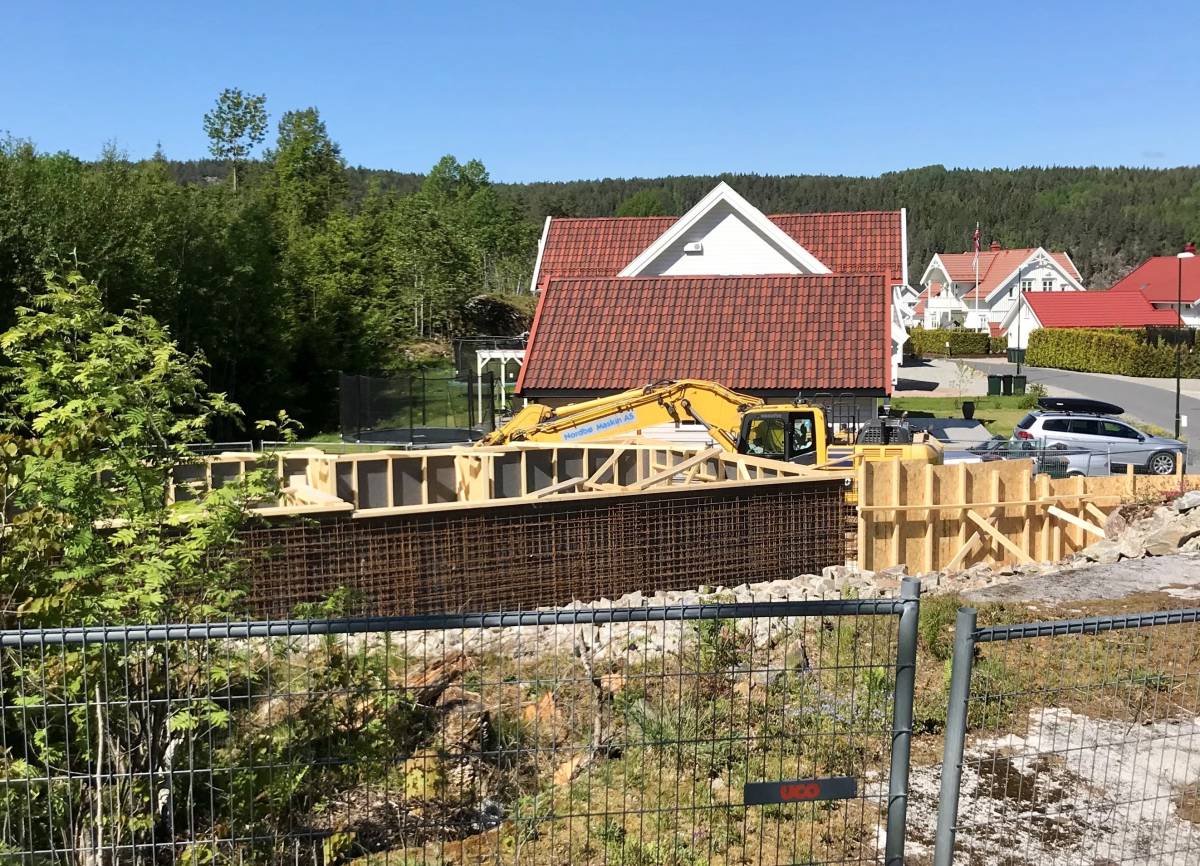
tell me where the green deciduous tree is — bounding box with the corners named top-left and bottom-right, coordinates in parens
top-left (616, 187), bottom-right (673, 217)
top-left (202, 87), bottom-right (268, 192)
top-left (0, 269), bottom-right (270, 626)
top-left (269, 107), bottom-right (347, 238)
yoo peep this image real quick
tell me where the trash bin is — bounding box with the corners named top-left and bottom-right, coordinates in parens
top-left (987, 374), bottom-right (1002, 396)
top-left (1012, 374), bottom-right (1027, 396)
top-left (1001, 374), bottom-right (1014, 396)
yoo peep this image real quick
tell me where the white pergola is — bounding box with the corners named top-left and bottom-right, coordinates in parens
top-left (476, 348), bottom-right (525, 422)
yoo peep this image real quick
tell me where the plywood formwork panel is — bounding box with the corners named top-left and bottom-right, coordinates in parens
top-left (858, 456), bottom-right (1199, 572)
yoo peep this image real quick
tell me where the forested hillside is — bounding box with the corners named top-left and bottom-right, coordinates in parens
top-left (172, 159), bottom-right (1200, 287)
top-left (507, 168), bottom-right (1200, 288)
top-left (2, 88), bottom-right (1197, 433)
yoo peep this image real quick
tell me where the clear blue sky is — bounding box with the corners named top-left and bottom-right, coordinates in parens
top-left (3, 0), bottom-right (1197, 182)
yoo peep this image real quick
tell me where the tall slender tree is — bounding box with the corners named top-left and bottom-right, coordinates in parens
top-left (202, 88), bottom-right (268, 192)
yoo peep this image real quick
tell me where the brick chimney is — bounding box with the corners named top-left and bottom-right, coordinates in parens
top-left (1186, 242), bottom-right (1197, 255)
top-left (989, 240), bottom-right (1002, 251)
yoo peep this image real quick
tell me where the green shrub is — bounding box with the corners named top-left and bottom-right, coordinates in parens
top-left (907, 328), bottom-right (990, 357)
top-left (988, 336), bottom-right (1007, 355)
top-left (1026, 328), bottom-right (1200, 377)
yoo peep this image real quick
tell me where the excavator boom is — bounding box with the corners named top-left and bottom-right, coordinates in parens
top-left (480, 379), bottom-right (764, 450)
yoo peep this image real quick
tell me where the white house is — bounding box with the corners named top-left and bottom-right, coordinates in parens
top-left (915, 243), bottom-right (1084, 334)
top-left (527, 181), bottom-right (913, 388)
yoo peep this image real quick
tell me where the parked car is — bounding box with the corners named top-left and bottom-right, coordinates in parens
top-left (968, 436), bottom-right (1109, 477)
top-left (1014, 399), bottom-right (1185, 475)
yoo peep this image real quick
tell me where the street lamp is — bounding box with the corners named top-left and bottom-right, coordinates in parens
top-left (1177, 242), bottom-right (1196, 439)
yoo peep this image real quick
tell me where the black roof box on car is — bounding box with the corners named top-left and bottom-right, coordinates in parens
top-left (1036, 397), bottom-right (1125, 415)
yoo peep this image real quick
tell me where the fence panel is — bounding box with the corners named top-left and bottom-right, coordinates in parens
top-left (0, 589), bottom-right (919, 866)
top-left (339, 372), bottom-right (496, 445)
top-left (935, 608), bottom-right (1200, 866)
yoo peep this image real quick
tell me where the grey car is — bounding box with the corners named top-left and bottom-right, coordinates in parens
top-left (1014, 411), bottom-right (1185, 475)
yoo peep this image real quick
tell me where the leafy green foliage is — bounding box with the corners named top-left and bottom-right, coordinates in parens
top-left (0, 269), bottom-right (272, 626)
top-left (907, 327), bottom-right (991, 357)
top-left (202, 88), bottom-right (268, 192)
top-left (616, 188), bottom-right (673, 217)
top-left (1026, 327), bottom-right (1199, 377)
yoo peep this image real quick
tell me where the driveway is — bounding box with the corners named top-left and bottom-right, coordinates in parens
top-left (970, 358), bottom-right (1198, 467)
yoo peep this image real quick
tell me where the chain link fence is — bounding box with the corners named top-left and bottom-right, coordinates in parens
top-left (0, 585), bottom-right (920, 865)
top-left (339, 371), bottom-right (496, 446)
top-left (934, 607), bottom-right (1200, 866)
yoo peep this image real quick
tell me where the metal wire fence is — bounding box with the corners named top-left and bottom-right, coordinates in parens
top-left (934, 607), bottom-right (1200, 866)
top-left (0, 587), bottom-right (920, 866)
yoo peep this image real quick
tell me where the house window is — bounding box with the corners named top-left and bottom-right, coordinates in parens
top-left (1042, 278), bottom-right (1054, 292)
top-left (1020, 279), bottom-right (1033, 293)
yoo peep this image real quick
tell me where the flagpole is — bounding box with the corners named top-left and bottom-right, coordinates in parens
top-left (973, 223), bottom-right (980, 330)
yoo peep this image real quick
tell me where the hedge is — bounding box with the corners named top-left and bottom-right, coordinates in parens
top-left (1026, 328), bottom-right (1200, 377)
top-left (907, 328), bottom-right (991, 357)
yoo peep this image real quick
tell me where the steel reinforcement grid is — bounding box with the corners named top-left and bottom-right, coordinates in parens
top-left (241, 479), bottom-right (848, 618)
top-left (0, 584), bottom-right (919, 866)
top-left (934, 607), bottom-right (1200, 866)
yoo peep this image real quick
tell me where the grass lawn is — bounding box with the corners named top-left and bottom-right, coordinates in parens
top-left (890, 395), bottom-right (1032, 438)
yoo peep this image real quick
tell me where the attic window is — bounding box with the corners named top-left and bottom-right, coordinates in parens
top-left (683, 241), bottom-right (703, 255)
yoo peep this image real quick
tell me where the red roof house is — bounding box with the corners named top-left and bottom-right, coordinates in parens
top-left (518, 275), bottom-right (892, 396)
top-left (519, 182), bottom-right (908, 401)
top-left (1000, 289), bottom-right (1181, 350)
top-left (916, 242), bottom-right (1084, 333)
top-left (1108, 253), bottom-right (1200, 325)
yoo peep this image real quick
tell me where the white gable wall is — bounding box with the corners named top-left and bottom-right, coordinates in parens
top-left (636, 200), bottom-right (807, 276)
top-left (1006, 302), bottom-right (1042, 350)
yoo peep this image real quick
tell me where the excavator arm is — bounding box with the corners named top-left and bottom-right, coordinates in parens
top-left (479, 379), bottom-right (763, 450)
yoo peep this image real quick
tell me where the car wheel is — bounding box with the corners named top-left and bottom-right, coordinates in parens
top-left (1148, 451), bottom-right (1177, 476)
top-left (1067, 470), bottom-right (1085, 477)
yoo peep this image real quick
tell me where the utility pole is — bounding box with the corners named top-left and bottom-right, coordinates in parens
top-left (1177, 243), bottom-right (1196, 439)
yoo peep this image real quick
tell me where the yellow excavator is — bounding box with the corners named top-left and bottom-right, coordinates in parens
top-left (480, 379), bottom-right (942, 470)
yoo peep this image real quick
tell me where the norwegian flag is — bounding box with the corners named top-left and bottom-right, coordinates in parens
top-left (973, 223), bottom-right (981, 259)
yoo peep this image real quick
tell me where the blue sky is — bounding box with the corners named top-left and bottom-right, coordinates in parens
top-left (3, 1), bottom-right (1197, 182)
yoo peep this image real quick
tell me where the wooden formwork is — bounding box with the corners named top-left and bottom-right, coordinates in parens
top-left (858, 458), bottom-right (1195, 572)
top-left (174, 443), bottom-right (839, 518)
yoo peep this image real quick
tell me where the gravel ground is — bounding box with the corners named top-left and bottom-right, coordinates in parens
top-left (965, 553), bottom-right (1200, 604)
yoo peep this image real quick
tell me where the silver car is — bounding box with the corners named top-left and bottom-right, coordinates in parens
top-left (1015, 411), bottom-right (1185, 475)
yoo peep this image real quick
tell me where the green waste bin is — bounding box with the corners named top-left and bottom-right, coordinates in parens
top-left (1012, 374), bottom-right (1027, 396)
top-left (1001, 374), bottom-right (1014, 396)
top-left (987, 374), bottom-right (1002, 396)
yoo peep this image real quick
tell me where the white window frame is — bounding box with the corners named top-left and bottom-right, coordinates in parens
top-left (1020, 279), bottom-right (1034, 293)
top-left (1042, 278), bottom-right (1054, 292)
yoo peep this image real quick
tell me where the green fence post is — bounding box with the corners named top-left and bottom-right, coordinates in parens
top-left (885, 577), bottom-right (921, 865)
top-left (933, 607), bottom-right (978, 866)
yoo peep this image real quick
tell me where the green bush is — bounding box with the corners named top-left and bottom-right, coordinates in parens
top-left (988, 336), bottom-right (1007, 355)
top-left (1026, 328), bottom-right (1200, 377)
top-left (907, 328), bottom-right (991, 357)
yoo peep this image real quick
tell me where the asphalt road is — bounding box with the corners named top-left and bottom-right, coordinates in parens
top-left (971, 358), bottom-right (1200, 467)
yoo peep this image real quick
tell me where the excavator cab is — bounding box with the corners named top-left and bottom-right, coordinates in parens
top-left (738, 408), bottom-right (823, 465)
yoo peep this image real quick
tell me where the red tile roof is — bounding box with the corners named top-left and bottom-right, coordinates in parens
top-left (1024, 291), bottom-right (1181, 328)
top-left (517, 275), bottom-right (891, 394)
top-left (1108, 255), bottom-right (1200, 304)
top-left (934, 249), bottom-right (1082, 300)
top-left (535, 211), bottom-right (903, 289)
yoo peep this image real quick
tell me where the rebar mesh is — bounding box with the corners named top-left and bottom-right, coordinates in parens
top-left (0, 600), bottom-right (907, 865)
top-left (243, 480), bottom-right (848, 618)
top-left (950, 613), bottom-right (1200, 865)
